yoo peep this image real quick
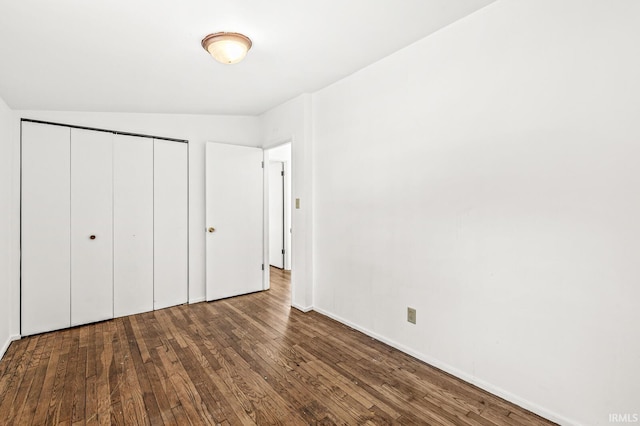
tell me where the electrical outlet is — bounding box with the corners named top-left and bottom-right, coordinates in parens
top-left (407, 307), bottom-right (416, 324)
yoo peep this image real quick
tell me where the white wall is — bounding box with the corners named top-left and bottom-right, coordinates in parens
top-left (11, 110), bottom-right (261, 316)
top-left (261, 95), bottom-right (314, 310)
top-left (312, 1), bottom-right (640, 425)
top-left (0, 95), bottom-right (16, 358)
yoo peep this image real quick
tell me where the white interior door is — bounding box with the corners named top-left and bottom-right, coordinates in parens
top-left (70, 129), bottom-right (114, 326)
top-left (206, 142), bottom-right (263, 301)
top-left (154, 140), bottom-right (188, 309)
top-left (21, 122), bottom-right (71, 336)
top-left (269, 161), bottom-right (284, 268)
top-left (113, 135), bottom-right (154, 317)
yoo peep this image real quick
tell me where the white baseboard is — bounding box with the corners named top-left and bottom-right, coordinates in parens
top-left (291, 303), bottom-right (313, 313)
top-left (189, 296), bottom-right (206, 304)
top-left (0, 334), bottom-right (21, 361)
top-left (312, 306), bottom-right (579, 426)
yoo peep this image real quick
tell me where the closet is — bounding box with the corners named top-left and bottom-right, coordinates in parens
top-left (21, 120), bottom-right (188, 336)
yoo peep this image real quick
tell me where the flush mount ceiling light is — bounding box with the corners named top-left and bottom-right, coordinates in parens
top-left (201, 32), bottom-right (252, 64)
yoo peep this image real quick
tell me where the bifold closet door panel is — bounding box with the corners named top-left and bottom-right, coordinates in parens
top-left (71, 129), bottom-right (114, 326)
top-left (113, 135), bottom-right (154, 318)
top-left (154, 140), bottom-right (188, 309)
top-left (21, 122), bottom-right (71, 336)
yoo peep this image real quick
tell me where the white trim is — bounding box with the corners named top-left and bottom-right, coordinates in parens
top-left (188, 296), bottom-right (206, 304)
top-left (312, 306), bottom-right (581, 426)
top-left (0, 334), bottom-right (21, 361)
top-left (262, 149), bottom-right (270, 292)
top-left (282, 160), bottom-right (291, 271)
top-left (291, 303), bottom-right (313, 313)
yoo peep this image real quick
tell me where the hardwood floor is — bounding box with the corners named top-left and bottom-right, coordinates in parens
top-left (0, 267), bottom-right (554, 425)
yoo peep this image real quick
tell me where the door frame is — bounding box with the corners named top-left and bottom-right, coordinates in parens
top-left (268, 160), bottom-right (285, 269)
top-left (263, 140), bottom-right (293, 292)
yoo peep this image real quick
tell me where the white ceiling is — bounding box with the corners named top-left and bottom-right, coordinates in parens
top-left (0, 0), bottom-right (494, 116)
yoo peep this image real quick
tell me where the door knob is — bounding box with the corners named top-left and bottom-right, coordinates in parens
top-left (89, 235), bottom-right (96, 240)
top-left (208, 227), bottom-right (215, 233)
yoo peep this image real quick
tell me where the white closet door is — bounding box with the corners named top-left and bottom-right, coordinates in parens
top-left (154, 140), bottom-right (188, 309)
top-left (21, 122), bottom-right (71, 336)
top-left (113, 135), bottom-right (154, 317)
top-left (71, 129), bottom-right (114, 326)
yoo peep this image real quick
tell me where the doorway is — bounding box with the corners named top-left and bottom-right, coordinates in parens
top-left (269, 161), bottom-right (285, 269)
top-left (204, 141), bottom-right (292, 302)
top-left (266, 143), bottom-right (292, 276)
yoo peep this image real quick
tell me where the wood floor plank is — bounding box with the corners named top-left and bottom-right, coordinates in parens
top-left (71, 344), bottom-right (88, 424)
top-left (18, 334), bottom-right (54, 424)
top-left (122, 317), bottom-right (160, 425)
top-left (148, 345), bottom-right (181, 411)
top-left (0, 339), bottom-right (27, 381)
top-left (95, 321), bottom-right (114, 426)
top-left (8, 334), bottom-right (50, 423)
top-left (32, 333), bottom-right (64, 424)
top-left (154, 338), bottom-right (216, 425)
top-left (84, 323), bottom-right (98, 425)
top-left (296, 360), bottom-right (374, 424)
top-left (143, 353), bottom-right (177, 425)
top-left (0, 267), bottom-right (555, 425)
top-left (44, 336), bottom-right (72, 424)
top-left (0, 336), bottom-right (39, 417)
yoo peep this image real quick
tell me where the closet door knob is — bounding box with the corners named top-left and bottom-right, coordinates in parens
top-left (90, 235), bottom-right (96, 240)
top-left (208, 227), bottom-right (215, 233)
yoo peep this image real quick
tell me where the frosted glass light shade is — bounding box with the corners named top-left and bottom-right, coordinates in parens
top-left (201, 32), bottom-right (252, 64)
